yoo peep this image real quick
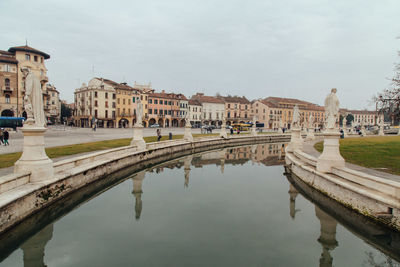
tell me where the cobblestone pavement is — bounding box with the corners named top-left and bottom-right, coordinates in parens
top-left (0, 126), bottom-right (205, 154)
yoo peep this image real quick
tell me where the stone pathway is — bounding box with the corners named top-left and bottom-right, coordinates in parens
top-left (303, 137), bottom-right (400, 183)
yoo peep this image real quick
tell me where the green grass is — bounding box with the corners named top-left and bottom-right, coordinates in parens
top-left (0, 133), bottom-right (219, 169)
top-left (314, 136), bottom-right (400, 175)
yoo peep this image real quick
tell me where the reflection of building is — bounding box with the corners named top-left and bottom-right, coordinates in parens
top-left (132, 171), bottom-right (146, 220)
top-left (315, 206), bottom-right (338, 267)
top-left (288, 184), bottom-right (299, 219)
top-left (20, 223), bottom-right (53, 267)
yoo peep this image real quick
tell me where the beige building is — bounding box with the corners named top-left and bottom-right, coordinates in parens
top-left (191, 93), bottom-right (225, 126)
top-left (45, 84), bottom-right (61, 123)
top-left (252, 97), bottom-right (325, 130)
top-left (188, 99), bottom-right (202, 126)
top-left (0, 45), bottom-right (58, 121)
top-left (74, 78), bottom-right (117, 128)
top-left (217, 96), bottom-right (251, 125)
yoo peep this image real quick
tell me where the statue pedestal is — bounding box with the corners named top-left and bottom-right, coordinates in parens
top-left (278, 128), bottom-right (283, 134)
top-left (286, 127), bottom-right (302, 152)
top-left (379, 126), bottom-right (384, 136)
top-left (131, 124), bottom-right (146, 150)
top-left (316, 130), bottom-right (345, 173)
top-left (343, 127), bottom-right (348, 137)
top-left (220, 125), bottom-right (227, 138)
top-left (14, 126), bottom-right (54, 182)
top-left (251, 126), bottom-right (257, 136)
top-left (184, 125), bottom-right (193, 142)
top-left (306, 127), bottom-right (315, 140)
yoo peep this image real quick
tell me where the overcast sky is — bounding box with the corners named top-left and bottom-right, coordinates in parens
top-left (1, 0), bottom-right (399, 109)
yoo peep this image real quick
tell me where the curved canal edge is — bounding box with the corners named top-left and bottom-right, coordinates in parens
top-left (0, 134), bottom-right (290, 235)
top-left (284, 141), bottom-right (400, 232)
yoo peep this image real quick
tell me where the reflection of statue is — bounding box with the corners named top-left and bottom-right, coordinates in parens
top-left (132, 172), bottom-right (145, 220)
top-left (136, 98), bottom-right (143, 126)
top-left (22, 68), bottom-right (46, 127)
top-left (292, 105), bottom-right (300, 127)
top-left (21, 223), bottom-right (53, 267)
top-left (288, 184), bottom-right (300, 219)
top-left (315, 206), bottom-right (338, 267)
top-left (324, 88), bottom-right (340, 129)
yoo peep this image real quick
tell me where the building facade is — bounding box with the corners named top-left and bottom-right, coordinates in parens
top-left (191, 93), bottom-right (225, 126)
top-left (217, 96), bottom-right (251, 125)
top-left (0, 45), bottom-right (59, 122)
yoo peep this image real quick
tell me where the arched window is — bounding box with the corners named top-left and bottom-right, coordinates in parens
top-left (4, 78), bottom-right (10, 90)
top-left (5, 94), bottom-right (10, 103)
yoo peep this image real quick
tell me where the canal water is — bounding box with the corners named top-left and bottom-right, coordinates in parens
top-left (0, 143), bottom-right (399, 267)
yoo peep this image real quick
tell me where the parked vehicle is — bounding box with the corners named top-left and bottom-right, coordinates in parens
top-left (150, 123), bottom-right (160, 128)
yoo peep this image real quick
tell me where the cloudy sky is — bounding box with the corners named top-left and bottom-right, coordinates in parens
top-left (1, 0), bottom-right (399, 109)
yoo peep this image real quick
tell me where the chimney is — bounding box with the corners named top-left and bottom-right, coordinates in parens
top-left (162, 90), bottom-right (165, 93)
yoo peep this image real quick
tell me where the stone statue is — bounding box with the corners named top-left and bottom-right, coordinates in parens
top-left (292, 104), bottom-right (300, 127)
top-left (253, 115), bottom-right (257, 126)
top-left (308, 114), bottom-right (314, 128)
top-left (324, 88), bottom-right (340, 129)
top-left (185, 110), bottom-right (191, 126)
top-left (22, 68), bottom-right (46, 127)
top-left (343, 116), bottom-right (347, 128)
top-left (279, 118), bottom-right (284, 129)
top-left (136, 98), bottom-right (143, 126)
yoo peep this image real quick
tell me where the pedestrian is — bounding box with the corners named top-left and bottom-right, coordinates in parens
top-left (157, 128), bottom-right (162, 141)
top-left (0, 129), bottom-right (4, 145)
top-left (230, 128), bottom-right (234, 135)
top-left (3, 129), bottom-right (9, 146)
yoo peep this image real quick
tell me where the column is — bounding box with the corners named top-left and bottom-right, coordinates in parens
top-left (288, 184), bottom-right (299, 219)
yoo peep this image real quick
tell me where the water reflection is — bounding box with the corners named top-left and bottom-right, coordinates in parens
top-left (315, 206), bottom-right (338, 267)
top-left (20, 224), bottom-right (53, 267)
top-left (131, 171), bottom-right (145, 220)
top-left (2, 142), bottom-right (400, 266)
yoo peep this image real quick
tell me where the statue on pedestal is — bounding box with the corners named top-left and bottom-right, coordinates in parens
top-left (308, 114), bottom-right (314, 129)
top-left (324, 88), bottom-right (340, 130)
top-left (292, 104), bottom-right (300, 128)
top-left (135, 98), bottom-right (143, 127)
top-left (22, 68), bottom-right (46, 127)
top-left (185, 110), bottom-right (191, 127)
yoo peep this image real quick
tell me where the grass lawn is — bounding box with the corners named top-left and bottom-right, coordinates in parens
top-left (0, 133), bottom-right (219, 169)
top-left (314, 135), bottom-right (400, 175)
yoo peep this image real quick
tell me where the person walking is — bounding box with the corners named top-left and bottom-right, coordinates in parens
top-left (157, 128), bottom-right (162, 141)
top-left (0, 129), bottom-right (4, 145)
top-left (3, 129), bottom-right (9, 146)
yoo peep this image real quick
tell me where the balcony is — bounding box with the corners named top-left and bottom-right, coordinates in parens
top-left (40, 75), bottom-right (48, 83)
top-left (2, 86), bottom-right (13, 92)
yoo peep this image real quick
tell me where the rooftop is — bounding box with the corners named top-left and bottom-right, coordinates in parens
top-left (192, 93), bottom-right (225, 104)
top-left (8, 45), bottom-right (50, 59)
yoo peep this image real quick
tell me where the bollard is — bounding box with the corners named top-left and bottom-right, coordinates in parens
top-left (169, 132), bottom-right (172, 140)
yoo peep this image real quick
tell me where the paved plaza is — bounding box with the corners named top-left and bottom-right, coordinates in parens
top-left (0, 126), bottom-right (205, 154)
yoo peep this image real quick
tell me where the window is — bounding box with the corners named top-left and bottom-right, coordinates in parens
top-left (128, 99), bottom-right (131, 105)
top-left (112, 111), bottom-right (115, 118)
top-left (164, 110), bottom-right (167, 115)
top-left (105, 93), bottom-right (108, 98)
top-left (168, 110), bottom-right (171, 115)
top-left (34, 56), bottom-right (38, 62)
top-left (94, 91), bottom-right (98, 98)
top-left (105, 101), bottom-right (108, 108)
top-left (4, 65), bottom-right (11, 72)
top-left (228, 104), bottom-right (230, 108)
top-left (168, 101), bottom-right (172, 105)
top-left (25, 54), bottom-right (30, 60)
top-left (154, 109), bottom-right (158, 114)
top-left (4, 78), bottom-right (10, 90)
top-left (123, 99), bottom-right (125, 105)
top-left (5, 94), bottom-right (10, 103)
top-left (160, 109), bottom-right (163, 115)
top-left (117, 98), bottom-right (120, 104)
top-left (112, 102), bottom-right (116, 108)
top-left (149, 109), bottom-right (153, 114)
top-left (149, 99), bottom-right (152, 104)
top-left (113, 94), bottom-right (116, 99)
top-left (95, 100), bottom-right (98, 107)
top-left (164, 100), bottom-right (167, 105)
top-left (154, 99), bottom-right (158, 104)
top-left (41, 57), bottom-right (43, 63)
top-left (95, 110), bottom-right (98, 117)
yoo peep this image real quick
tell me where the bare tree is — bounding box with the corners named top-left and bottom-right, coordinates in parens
top-left (374, 50), bottom-right (400, 125)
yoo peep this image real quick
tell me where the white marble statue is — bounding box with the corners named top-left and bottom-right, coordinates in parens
top-left (308, 114), bottom-right (314, 129)
top-left (292, 104), bottom-right (300, 127)
top-left (324, 88), bottom-right (340, 129)
top-left (22, 68), bottom-right (46, 127)
top-left (185, 110), bottom-right (191, 127)
top-left (343, 116), bottom-right (347, 128)
top-left (279, 118), bottom-right (284, 129)
top-left (136, 98), bottom-right (143, 126)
